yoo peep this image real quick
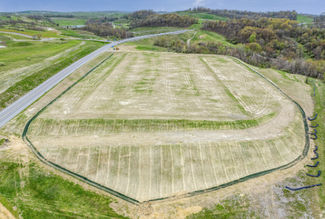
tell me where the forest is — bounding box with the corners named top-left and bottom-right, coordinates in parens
top-left (313, 13), bottom-right (325, 22)
top-left (82, 23), bottom-right (133, 39)
top-left (124, 10), bottom-right (156, 20)
top-left (202, 18), bottom-right (325, 60)
top-left (190, 7), bottom-right (298, 20)
top-left (82, 11), bottom-right (196, 38)
top-left (129, 12), bottom-right (198, 29)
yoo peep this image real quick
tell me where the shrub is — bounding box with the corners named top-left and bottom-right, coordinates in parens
top-left (0, 62), bottom-right (6, 66)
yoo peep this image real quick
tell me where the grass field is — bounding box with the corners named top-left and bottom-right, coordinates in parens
top-left (0, 28), bottom-right (59, 38)
top-left (52, 18), bottom-right (86, 26)
top-left (131, 27), bottom-right (187, 36)
top-left (124, 33), bottom-right (191, 51)
top-left (304, 79), bottom-right (325, 213)
top-left (21, 51), bottom-right (306, 203)
top-left (0, 149), bottom-right (128, 218)
top-left (177, 11), bottom-right (227, 21)
top-left (59, 29), bottom-right (103, 39)
top-left (297, 15), bottom-right (314, 23)
top-left (0, 16), bottom-right (11, 21)
top-left (191, 30), bottom-right (234, 47)
top-left (124, 30), bottom-right (234, 52)
top-left (0, 40), bottom-right (81, 94)
top-left (0, 34), bottom-right (7, 41)
top-left (0, 33), bottom-right (31, 40)
top-left (0, 40), bottom-right (105, 110)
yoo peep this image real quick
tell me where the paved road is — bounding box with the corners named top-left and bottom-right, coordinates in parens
top-left (0, 30), bottom-right (189, 128)
top-left (1, 30), bottom-right (191, 42)
top-left (0, 31), bottom-right (56, 41)
top-left (0, 31), bottom-right (33, 38)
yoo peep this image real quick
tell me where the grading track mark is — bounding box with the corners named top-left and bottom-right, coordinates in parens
top-left (22, 54), bottom-right (310, 205)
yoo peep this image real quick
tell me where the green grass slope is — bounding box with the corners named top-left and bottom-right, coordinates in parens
top-left (177, 11), bottom-right (227, 21)
top-left (0, 28), bottom-right (59, 38)
top-left (125, 29), bottom-right (234, 52)
top-left (0, 40), bottom-right (105, 109)
top-left (131, 27), bottom-right (187, 36)
top-left (297, 15), bottom-right (313, 23)
top-left (0, 157), bottom-right (128, 218)
top-left (52, 18), bottom-right (86, 26)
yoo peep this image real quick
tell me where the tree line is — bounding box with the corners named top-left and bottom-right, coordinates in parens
top-left (313, 12), bottom-right (325, 22)
top-left (86, 16), bottom-right (119, 25)
top-left (26, 15), bottom-right (55, 24)
top-left (82, 23), bottom-right (133, 39)
top-left (123, 10), bottom-right (156, 20)
top-left (129, 13), bottom-right (198, 29)
top-left (190, 7), bottom-right (298, 20)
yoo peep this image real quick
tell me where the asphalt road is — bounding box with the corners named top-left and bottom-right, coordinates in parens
top-left (0, 31), bottom-right (33, 38)
top-left (0, 30), bottom-right (189, 128)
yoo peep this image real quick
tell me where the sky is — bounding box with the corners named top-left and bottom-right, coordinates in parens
top-left (0, 0), bottom-right (324, 15)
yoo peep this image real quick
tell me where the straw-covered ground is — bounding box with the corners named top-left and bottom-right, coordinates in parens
top-left (22, 51), bottom-right (307, 203)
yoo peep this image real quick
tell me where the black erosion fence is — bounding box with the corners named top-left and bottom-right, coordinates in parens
top-left (22, 54), bottom-right (312, 205)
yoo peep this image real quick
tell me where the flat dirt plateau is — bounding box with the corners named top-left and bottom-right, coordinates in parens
top-left (26, 51), bottom-right (309, 203)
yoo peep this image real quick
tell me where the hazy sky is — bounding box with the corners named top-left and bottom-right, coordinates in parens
top-left (0, 0), bottom-right (324, 15)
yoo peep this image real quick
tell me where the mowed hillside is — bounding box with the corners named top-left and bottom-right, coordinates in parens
top-left (26, 51), bottom-right (306, 202)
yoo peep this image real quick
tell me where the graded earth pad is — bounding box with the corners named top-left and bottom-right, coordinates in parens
top-left (26, 51), bottom-right (306, 203)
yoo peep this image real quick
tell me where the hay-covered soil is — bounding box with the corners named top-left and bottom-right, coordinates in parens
top-left (26, 51), bottom-right (306, 202)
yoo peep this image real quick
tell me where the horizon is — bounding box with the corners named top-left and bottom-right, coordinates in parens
top-left (0, 9), bottom-right (320, 16)
top-left (0, 0), bottom-right (324, 15)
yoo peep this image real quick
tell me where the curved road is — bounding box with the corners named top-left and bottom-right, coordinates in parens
top-left (0, 31), bottom-right (34, 38)
top-left (0, 30), bottom-right (189, 128)
top-left (0, 31), bottom-right (96, 41)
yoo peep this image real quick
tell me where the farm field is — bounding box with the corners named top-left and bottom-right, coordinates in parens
top-left (26, 51), bottom-right (307, 203)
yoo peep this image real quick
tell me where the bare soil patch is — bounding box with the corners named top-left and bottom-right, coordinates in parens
top-left (0, 202), bottom-right (15, 219)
